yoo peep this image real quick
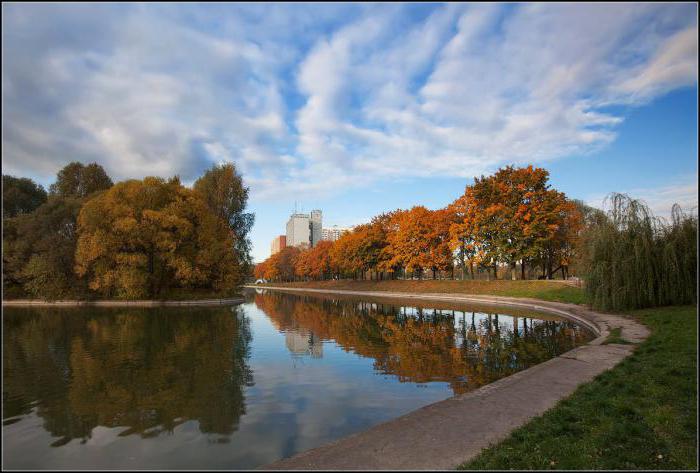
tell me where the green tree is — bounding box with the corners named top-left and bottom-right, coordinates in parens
top-left (2, 175), bottom-right (48, 218)
top-left (193, 163), bottom-right (254, 271)
top-left (49, 162), bottom-right (113, 198)
top-left (2, 196), bottom-right (85, 299)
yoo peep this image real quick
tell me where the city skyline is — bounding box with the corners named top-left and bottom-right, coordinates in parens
top-left (2, 3), bottom-right (697, 263)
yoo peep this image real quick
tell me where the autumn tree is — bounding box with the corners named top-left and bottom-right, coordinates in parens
top-left (2, 175), bottom-right (48, 218)
top-left (75, 177), bottom-right (242, 299)
top-left (425, 208), bottom-right (457, 279)
top-left (329, 231), bottom-right (364, 278)
top-left (450, 165), bottom-right (580, 280)
top-left (49, 162), bottom-right (113, 198)
top-left (448, 196), bottom-right (479, 279)
top-left (194, 163), bottom-right (254, 271)
top-left (273, 246), bottom-right (301, 282)
top-left (295, 240), bottom-right (334, 280)
top-left (385, 206), bottom-right (441, 279)
top-left (254, 260), bottom-right (269, 280)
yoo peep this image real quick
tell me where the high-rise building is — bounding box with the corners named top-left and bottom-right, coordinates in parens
top-left (310, 210), bottom-right (322, 247)
top-left (285, 210), bottom-right (323, 248)
top-left (286, 213), bottom-right (311, 248)
top-left (270, 235), bottom-right (286, 255)
top-left (321, 225), bottom-right (354, 242)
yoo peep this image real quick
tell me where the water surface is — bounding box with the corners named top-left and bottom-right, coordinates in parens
top-left (3, 289), bottom-right (593, 469)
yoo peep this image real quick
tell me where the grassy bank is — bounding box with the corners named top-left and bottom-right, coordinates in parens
top-left (258, 279), bottom-right (586, 305)
top-left (460, 305), bottom-right (697, 470)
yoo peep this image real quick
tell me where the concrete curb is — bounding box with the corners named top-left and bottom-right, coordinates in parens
top-left (250, 286), bottom-right (649, 470)
top-left (2, 297), bottom-right (246, 307)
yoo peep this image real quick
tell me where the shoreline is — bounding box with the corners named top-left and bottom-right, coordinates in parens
top-left (250, 285), bottom-right (649, 470)
top-left (2, 297), bottom-right (246, 307)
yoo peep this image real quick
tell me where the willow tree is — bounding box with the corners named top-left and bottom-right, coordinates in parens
top-left (582, 193), bottom-right (697, 310)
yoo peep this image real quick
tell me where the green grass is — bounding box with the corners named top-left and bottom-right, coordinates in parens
top-left (459, 305), bottom-right (697, 470)
top-left (258, 279), bottom-right (586, 305)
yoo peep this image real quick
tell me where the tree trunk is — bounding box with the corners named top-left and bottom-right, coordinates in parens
top-left (521, 260), bottom-right (526, 280)
top-left (493, 263), bottom-right (498, 280)
top-left (511, 262), bottom-right (517, 280)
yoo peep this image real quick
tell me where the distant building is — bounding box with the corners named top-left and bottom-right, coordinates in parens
top-left (321, 225), bottom-right (354, 242)
top-left (286, 210), bottom-right (323, 248)
top-left (270, 235), bottom-right (286, 255)
top-left (310, 210), bottom-right (322, 247)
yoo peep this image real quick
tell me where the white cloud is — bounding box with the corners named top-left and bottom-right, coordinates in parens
top-left (585, 175), bottom-right (699, 221)
top-left (1, 3), bottom-right (697, 201)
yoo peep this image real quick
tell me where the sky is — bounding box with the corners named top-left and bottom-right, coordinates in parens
top-left (2, 2), bottom-right (698, 263)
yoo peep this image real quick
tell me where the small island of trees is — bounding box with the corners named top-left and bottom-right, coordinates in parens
top-left (2, 162), bottom-right (253, 300)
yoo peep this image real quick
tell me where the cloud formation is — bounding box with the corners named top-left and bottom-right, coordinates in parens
top-left (2, 3), bottom-right (697, 199)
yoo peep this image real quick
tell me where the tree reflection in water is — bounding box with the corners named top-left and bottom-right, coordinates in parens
top-left (2, 306), bottom-right (253, 447)
top-left (3, 292), bottom-right (592, 452)
top-left (255, 292), bottom-right (592, 395)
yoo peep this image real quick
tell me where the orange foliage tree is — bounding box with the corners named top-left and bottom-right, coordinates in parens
top-left (295, 240), bottom-right (334, 280)
top-left (255, 165), bottom-right (581, 282)
top-left (449, 165), bottom-right (581, 279)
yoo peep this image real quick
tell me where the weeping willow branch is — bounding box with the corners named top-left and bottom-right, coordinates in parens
top-left (582, 193), bottom-right (697, 311)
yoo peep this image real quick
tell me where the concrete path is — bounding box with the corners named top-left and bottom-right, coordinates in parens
top-left (250, 286), bottom-right (649, 470)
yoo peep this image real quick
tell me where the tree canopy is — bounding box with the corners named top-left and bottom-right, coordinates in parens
top-left (256, 165), bottom-right (585, 282)
top-left (2, 175), bottom-right (47, 218)
top-left (194, 163), bottom-right (254, 271)
top-left (49, 161), bottom-right (113, 198)
top-left (75, 177), bottom-right (243, 299)
top-left (3, 160), bottom-right (253, 301)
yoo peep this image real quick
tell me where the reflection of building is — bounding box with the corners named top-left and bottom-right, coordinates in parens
top-left (286, 210), bottom-right (322, 248)
top-left (321, 225), bottom-right (354, 242)
top-left (285, 331), bottom-right (323, 358)
top-left (270, 235), bottom-right (286, 255)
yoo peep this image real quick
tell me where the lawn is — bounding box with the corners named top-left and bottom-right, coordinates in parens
top-left (258, 279), bottom-right (587, 304)
top-left (459, 305), bottom-right (697, 470)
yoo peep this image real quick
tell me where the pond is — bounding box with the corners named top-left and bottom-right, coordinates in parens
top-left (2, 289), bottom-right (594, 469)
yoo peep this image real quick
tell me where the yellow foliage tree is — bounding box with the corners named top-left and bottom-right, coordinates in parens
top-left (75, 177), bottom-right (242, 299)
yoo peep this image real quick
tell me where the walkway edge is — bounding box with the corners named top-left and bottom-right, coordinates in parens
top-left (251, 285), bottom-right (650, 470)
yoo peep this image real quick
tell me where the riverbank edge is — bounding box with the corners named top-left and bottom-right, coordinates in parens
top-left (2, 297), bottom-right (245, 307)
top-left (250, 285), bottom-right (649, 470)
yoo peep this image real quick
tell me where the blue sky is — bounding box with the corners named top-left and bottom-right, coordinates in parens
top-left (2, 3), bottom-right (697, 263)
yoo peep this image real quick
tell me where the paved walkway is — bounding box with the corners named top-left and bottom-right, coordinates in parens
top-left (250, 286), bottom-right (649, 470)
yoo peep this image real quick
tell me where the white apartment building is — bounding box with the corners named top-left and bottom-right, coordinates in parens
top-left (321, 225), bottom-right (354, 242)
top-left (286, 210), bottom-right (323, 248)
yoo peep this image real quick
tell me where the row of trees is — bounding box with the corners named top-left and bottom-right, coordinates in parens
top-left (3, 162), bottom-right (254, 300)
top-left (256, 165), bottom-right (585, 282)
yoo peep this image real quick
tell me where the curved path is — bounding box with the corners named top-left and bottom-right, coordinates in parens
top-left (249, 286), bottom-right (649, 470)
